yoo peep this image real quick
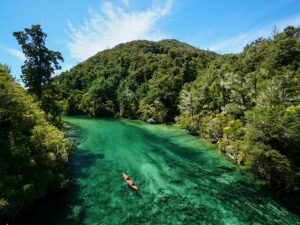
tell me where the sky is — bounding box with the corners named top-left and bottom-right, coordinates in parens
top-left (1, 0), bottom-right (300, 79)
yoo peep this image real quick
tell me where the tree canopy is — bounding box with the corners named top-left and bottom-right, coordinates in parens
top-left (14, 25), bottom-right (64, 127)
top-left (56, 27), bottom-right (300, 193)
top-left (0, 64), bottom-right (71, 223)
top-left (13, 24), bottom-right (63, 99)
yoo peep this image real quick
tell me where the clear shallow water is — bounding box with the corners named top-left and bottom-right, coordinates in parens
top-left (18, 117), bottom-right (300, 225)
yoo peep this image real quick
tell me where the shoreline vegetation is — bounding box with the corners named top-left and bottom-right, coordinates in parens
top-left (11, 117), bottom-right (300, 224)
top-left (56, 26), bottom-right (300, 194)
top-left (0, 24), bottom-right (299, 223)
top-left (0, 25), bottom-right (72, 224)
top-left (0, 66), bottom-right (72, 224)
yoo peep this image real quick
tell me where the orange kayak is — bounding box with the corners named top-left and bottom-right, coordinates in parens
top-left (122, 172), bottom-right (138, 191)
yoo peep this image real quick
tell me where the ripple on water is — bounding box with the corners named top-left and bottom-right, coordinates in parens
top-left (16, 117), bottom-right (300, 225)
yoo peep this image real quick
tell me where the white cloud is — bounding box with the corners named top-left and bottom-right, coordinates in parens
top-left (6, 48), bottom-right (25, 61)
top-left (208, 14), bottom-right (300, 54)
top-left (67, 0), bottom-right (174, 61)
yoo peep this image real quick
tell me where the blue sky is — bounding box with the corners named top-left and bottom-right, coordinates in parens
top-left (1, 0), bottom-right (300, 79)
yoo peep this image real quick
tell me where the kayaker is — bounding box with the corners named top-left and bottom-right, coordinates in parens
top-left (122, 172), bottom-right (138, 191)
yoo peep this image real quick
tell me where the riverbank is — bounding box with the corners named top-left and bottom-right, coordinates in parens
top-left (14, 116), bottom-right (300, 225)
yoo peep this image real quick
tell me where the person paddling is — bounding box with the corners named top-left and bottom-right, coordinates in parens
top-left (122, 172), bottom-right (138, 191)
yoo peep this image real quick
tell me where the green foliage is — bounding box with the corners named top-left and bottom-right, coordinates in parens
top-left (40, 83), bottom-right (64, 127)
top-left (79, 77), bottom-right (118, 116)
top-left (56, 27), bottom-right (300, 193)
top-left (13, 25), bottom-right (65, 127)
top-left (246, 145), bottom-right (294, 190)
top-left (139, 98), bottom-right (168, 123)
top-left (117, 87), bottom-right (138, 118)
top-left (65, 90), bottom-right (84, 115)
top-left (13, 24), bottom-right (63, 99)
top-left (56, 39), bottom-right (217, 122)
top-left (245, 105), bottom-right (300, 155)
top-left (0, 65), bottom-right (70, 223)
top-left (176, 27), bottom-right (300, 192)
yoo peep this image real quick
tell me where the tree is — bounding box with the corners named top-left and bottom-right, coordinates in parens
top-left (79, 77), bottom-right (117, 117)
top-left (0, 65), bottom-right (70, 223)
top-left (117, 87), bottom-right (138, 118)
top-left (13, 24), bottom-right (63, 99)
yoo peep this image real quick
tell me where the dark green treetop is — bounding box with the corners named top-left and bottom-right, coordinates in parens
top-left (13, 24), bottom-right (63, 99)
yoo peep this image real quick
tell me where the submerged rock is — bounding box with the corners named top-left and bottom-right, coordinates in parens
top-left (147, 118), bottom-right (156, 124)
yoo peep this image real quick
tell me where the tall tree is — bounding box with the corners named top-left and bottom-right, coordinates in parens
top-left (13, 24), bottom-right (63, 99)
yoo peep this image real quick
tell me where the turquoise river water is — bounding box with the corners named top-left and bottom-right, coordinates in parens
top-left (18, 116), bottom-right (300, 225)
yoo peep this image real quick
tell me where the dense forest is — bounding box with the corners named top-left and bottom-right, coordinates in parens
top-left (0, 25), bottom-right (71, 224)
top-left (0, 65), bottom-right (71, 223)
top-left (57, 26), bottom-right (300, 193)
top-left (57, 39), bottom-right (217, 121)
top-left (1, 24), bottom-right (299, 224)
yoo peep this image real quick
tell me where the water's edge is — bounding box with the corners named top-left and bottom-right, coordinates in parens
top-left (14, 117), bottom-right (300, 225)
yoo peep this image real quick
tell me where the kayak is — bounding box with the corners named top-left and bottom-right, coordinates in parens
top-left (122, 172), bottom-right (138, 191)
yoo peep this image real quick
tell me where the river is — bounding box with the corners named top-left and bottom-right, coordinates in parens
top-left (18, 116), bottom-right (300, 225)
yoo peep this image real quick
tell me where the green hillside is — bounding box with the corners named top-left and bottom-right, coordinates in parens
top-left (56, 26), bottom-right (300, 193)
top-left (56, 39), bottom-right (217, 121)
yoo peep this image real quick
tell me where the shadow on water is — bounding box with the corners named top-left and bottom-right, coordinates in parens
top-left (13, 117), bottom-right (300, 225)
top-left (117, 119), bottom-right (300, 224)
top-left (13, 122), bottom-right (104, 225)
top-left (259, 185), bottom-right (300, 217)
top-left (133, 126), bottom-right (202, 162)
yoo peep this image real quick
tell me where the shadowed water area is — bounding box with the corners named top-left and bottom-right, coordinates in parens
top-left (18, 117), bottom-right (300, 225)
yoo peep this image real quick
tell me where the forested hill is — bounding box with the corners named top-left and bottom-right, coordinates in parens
top-left (56, 26), bottom-right (300, 193)
top-left (56, 39), bottom-right (217, 121)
